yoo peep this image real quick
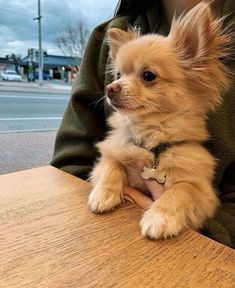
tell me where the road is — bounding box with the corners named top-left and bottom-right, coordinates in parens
top-left (0, 91), bottom-right (70, 133)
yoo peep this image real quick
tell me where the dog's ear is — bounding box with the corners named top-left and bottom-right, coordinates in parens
top-left (107, 28), bottom-right (137, 59)
top-left (169, 1), bottom-right (232, 110)
top-left (169, 2), bottom-right (229, 62)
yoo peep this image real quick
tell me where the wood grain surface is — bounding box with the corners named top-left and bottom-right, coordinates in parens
top-left (0, 166), bottom-right (234, 288)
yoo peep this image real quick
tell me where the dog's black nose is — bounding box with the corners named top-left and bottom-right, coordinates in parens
top-left (106, 82), bottom-right (121, 99)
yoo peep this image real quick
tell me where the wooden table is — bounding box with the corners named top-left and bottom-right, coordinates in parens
top-left (0, 166), bottom-right (234, 288)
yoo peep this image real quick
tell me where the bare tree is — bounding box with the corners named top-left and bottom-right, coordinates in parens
top-left (55, 21), bottom-right (89, 64)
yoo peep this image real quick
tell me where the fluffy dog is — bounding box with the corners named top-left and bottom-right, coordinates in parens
top-left (88, 2), bottom-right (232, 239)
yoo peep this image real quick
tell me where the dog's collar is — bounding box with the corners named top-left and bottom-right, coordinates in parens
top-left (147, 142), bottom-right (171, 157)
top-left (136, 140), bottom-right (186, 183)
top-left (132, 139), bottom-right (198, 183)
top-left (134, 140), bottom-right (187, 167)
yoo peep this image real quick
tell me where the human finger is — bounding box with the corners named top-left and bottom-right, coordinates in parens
top-left (144, 180), bottom-right (165, 200)
top-left (123, 186), bottom-right (153, 209)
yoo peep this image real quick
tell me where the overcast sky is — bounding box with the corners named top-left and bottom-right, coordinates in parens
top-left (0, 0), bottom-right (117, 58)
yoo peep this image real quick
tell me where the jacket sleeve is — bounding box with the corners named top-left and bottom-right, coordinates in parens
top-left (51, 17), bottom-right (129, 179)
top-left (202, 3), bottom-right (235, 248)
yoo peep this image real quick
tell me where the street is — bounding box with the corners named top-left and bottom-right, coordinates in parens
top-left (0, 91), bottom-right (69, 132)
top-left (0, 81), bottom-right (71, 174)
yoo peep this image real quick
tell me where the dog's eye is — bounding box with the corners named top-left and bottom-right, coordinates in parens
top-left (142, 71), bottom-right (156, 82)
top-left (116, 72), bottom-right (121, 79)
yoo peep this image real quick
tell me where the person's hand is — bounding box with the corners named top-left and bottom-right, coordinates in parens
top-left (144, 179), bottom-right (165, 200)
top-left (123, 180), bottom-right (166, 209)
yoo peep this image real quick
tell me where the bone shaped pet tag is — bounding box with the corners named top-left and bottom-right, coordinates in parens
top-left (155, 170), bottom-right (166, 184)
top-left (141, 166), bottom-right (166, 184)
top-left (141, 166), bottom-right (156, 180)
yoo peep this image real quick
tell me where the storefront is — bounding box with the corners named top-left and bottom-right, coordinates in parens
top-left (21, 49), bottom-right (80, 81)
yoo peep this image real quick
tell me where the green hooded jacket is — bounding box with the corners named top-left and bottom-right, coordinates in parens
top-left (51, 1), bottom-right (235, 248)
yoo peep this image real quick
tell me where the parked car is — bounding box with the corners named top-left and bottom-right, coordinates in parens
top-left (2, 70), bottom-right (22, 82)
top-left (34, 71), bottom-right (52, 80)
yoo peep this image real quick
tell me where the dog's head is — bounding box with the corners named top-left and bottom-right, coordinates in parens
top-left (106, 2), bottom-right (231, 118)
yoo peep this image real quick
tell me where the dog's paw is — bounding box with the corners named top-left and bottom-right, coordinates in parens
top-left (140, 208), bottom-right (184, 239)
top-left (88, 188), bottom-right (122, 213)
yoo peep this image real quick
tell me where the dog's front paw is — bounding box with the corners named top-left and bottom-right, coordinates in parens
top-left (140, 208), bottom-right (185, 239)
top-left (88, 187), bottom-right (122, 213)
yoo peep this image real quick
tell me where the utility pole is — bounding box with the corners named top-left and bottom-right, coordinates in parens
top-left (33, 0), bottom-right (43, 86)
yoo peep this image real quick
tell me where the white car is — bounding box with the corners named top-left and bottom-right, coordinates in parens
top-left (2, 70), bottom-right (22, 82)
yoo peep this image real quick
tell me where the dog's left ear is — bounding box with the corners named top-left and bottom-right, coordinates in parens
top-left (168, 2), bottom-right (229, 62)
top-left (107, 28), bottom-right (137, 59)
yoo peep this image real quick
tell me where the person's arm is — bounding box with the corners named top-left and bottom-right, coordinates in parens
top-left (51, 17), bottom-right (129, 179)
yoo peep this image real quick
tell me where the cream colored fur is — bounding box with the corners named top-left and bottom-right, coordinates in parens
top-left (88, 2), bottom-right (231, 239)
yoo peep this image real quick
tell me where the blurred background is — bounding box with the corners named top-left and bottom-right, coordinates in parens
top-left (0, 0), bottom-right (116, 174)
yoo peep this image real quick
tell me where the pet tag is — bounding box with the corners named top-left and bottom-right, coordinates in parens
top-left (155, 170), bottom-right (166, 184)
top-left (141, 166), bottom-right (166, 184)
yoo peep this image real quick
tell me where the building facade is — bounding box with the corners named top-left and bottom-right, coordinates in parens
top-left (21, 49), bottom-right (81, 81)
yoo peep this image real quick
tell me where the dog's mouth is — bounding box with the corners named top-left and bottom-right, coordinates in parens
top-left (111, 102), bottom-right (126, 109)
top-left (107, 97), bottom-right (127, 110)
top-left (108, 99), bottom-right (146, 113)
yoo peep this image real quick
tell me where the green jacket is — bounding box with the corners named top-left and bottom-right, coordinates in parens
top-left (51, 1), bottom-right (235, 247)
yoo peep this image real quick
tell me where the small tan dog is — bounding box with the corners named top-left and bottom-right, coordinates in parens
top-left (88, 2), bottom-right (231, 239)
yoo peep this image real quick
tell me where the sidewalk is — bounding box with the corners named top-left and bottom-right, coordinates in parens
top-left (0, 79), bottom-right (72, 94)
top-left (0, 131), bottom-right (57, 175)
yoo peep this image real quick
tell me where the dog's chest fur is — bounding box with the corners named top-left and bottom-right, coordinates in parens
top-left (96, 111), bottom-right (216, 194)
